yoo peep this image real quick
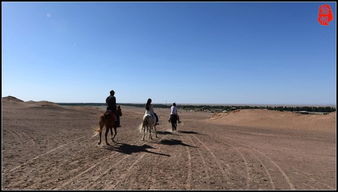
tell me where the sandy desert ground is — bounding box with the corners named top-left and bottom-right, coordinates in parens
top-left (2, 97), bottom-right (336, 190)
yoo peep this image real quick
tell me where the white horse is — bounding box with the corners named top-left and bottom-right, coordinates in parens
top-left (139, 110), bottom-right (158, 140)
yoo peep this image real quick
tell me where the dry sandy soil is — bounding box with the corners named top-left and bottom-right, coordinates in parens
top-left (2, 97), bottom-right (336, 190)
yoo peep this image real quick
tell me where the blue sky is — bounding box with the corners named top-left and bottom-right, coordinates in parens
top-left (2, 2), bottom-right (336, 105)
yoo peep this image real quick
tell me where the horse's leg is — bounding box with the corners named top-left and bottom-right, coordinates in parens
top-left (110, 125), bottom-right (117, 143)
top-left (174, 119), bottom-right (177, 131)
top-left (142, 126), bottom-right (146, 141)
top-left (109, 126), bottom-right (114, 142)
top-left (149, 125), bottom-right (153, 140)
top-left (154, 125), bottom-right (158, 138)
top-left (105, 126), bottom-right (110, 145)
top-left (98, 118), bottom-right (104, 145)
top-left (98, 130), bottom-right (102, 145)
top-left (112, 126), bottom-right (117, 142)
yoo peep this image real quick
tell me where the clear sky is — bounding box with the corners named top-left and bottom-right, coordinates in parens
top-left (2, 2), bottom-right (336, 105)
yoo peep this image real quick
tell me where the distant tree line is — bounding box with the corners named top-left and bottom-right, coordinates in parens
top-left (57, 103), bottom-right (106, 106)
top-left (118, 103), bottom-right (170, 108)
top-left (57, 103), bottom-right (336, 113)
top-left (179, 105), bottom-right (336, 113)
top-left (57, 103), bottom-right (171, 108)
top-left (265, 106), bottom-right (336, 113)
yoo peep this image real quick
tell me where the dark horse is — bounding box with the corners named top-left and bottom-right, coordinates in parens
top-left (97, 110), bottom-right (117, 145)
top-left (169, 114), bottom-right (178, 131)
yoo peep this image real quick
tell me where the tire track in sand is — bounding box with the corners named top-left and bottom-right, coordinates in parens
top-left (56, 150), bottom-right (121, 190)
top-left (232, 146), bottom-right (250, 189)
top-left (221, 135), bottom-right (295, 190)
top-left (9, 128), bottom-right (36, 147)
top-left (211, 132), bottom-right (292, 189)
top-left (7, 129), bottom-right (24, 147)
top-left (180, 134), bottom-right (192, 190)
top-left (5, 136), bottom-right (98, 189)
top-left (213, 138), bottom-right (252, 189)
top-left (82, 153), bottom-right (130, 189)
top-left (56, 125), bottom-right (148, 190)
top-left (176, 119), bottom-right (192, 189)
top-left (194, 127), bottom-right (274, 190)
top-left (20, 131), bottom-right (36, 146)
top-left (146, 133), bottom-right (175, 190)
top-left (303, 183), bottom-right (315, 189)
top-left (110, 132), bottom-right (173, 190)
top-left (82, 140), bottom-right (148, 190)
top-left (106, 152), bottom-right (147, 189)
top-left (186, 135), bottom-right (210, 187)
top-left (291, 168), bottom-right (334, 189)
top-left (243, 146), bottom-right (295, 189)
top-left (249, 149), bottom-right (276, 189)
top-left (191, 135), bottom-right (230, 186)
top-left (8, 135), bottom-right (89, 173)
top-left (67, 114), bottom-right (159, 190)
top-left (201, 124), bottom-right (294, 190)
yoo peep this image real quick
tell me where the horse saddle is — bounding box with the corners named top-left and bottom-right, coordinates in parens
top-left (170, 114), bottom-right (178, 122)
top-left (104, 110), bottom-right (115, 120)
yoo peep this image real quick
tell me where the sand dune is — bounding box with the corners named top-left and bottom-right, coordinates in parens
top-left (2, 97), bottom-right (336, 190)
top-left (2, 96), bottom-right (24, 103)
top-left (209, 109), bottom-right (336, 132)
top-left (25, 101), bottom-right (69, 111)
top-left (3, 96), bottom-right (70, 111)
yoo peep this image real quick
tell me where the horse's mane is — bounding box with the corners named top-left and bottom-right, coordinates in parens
top-left (144, 110), bottom-right (152, 115)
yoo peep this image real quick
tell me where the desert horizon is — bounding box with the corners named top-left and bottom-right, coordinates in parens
top-left (3, 95), bottom-right (336, 108)
top-left (2, 95), bottom-right (336, 190)
top-left (2, 2), bottom-right (336, 190)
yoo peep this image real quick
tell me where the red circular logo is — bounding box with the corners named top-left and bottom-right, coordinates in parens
top-left (318, 4), bottom-right (333, 26)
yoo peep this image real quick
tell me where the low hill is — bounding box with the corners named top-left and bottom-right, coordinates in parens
top-left (208, 109), bottom-right (336, 132)
top-left (2, 96), bottom-right (24, 103)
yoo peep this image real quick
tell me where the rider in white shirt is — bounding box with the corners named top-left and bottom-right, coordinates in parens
top-left (169, 103), bottom-right (181, 123)
top-left (170, 105), bottom-right (177, 115)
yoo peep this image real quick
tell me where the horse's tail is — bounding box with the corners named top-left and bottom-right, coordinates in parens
top-left (138, 122), bottom-right (143, 133)
top-left (94, 127), bottom-right (101, 137)
top-left (95, 115), bottom-right (105, 133)
top-left (139, 116), bottom-right (148, 133)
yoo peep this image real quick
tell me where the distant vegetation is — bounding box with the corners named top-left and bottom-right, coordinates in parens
top-left (179, 105), bottom-right (336, 113)
top-left (57, 103), bottom-right (336, 113)
top-left (57, 103), bottom-right (170, 108)
top-left (57, 103), bottom-right (107, 106)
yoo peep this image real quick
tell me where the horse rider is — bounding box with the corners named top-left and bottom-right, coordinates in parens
top-left (145, 98), bottom-right (159, 125)
top-left (106, 90), bottom-right (121, 127)
top-left (169, 102), bottom-right (181, 124)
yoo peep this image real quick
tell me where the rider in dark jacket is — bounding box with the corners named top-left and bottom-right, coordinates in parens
top-left (106, 90), bottom-right (120, 127)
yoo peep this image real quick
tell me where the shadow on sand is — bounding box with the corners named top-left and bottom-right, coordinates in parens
top-left (177, 130), bottom-right (202, 135)
top-left (156, 131), bottom-right (174, 135)
top-left (159, 139), bottom-right (197, 148)
top-left (104, 143), bottom-right (170, 157)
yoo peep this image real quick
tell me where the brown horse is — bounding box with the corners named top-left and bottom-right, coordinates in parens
top-left (97, 110), bottom-right (117, 145)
